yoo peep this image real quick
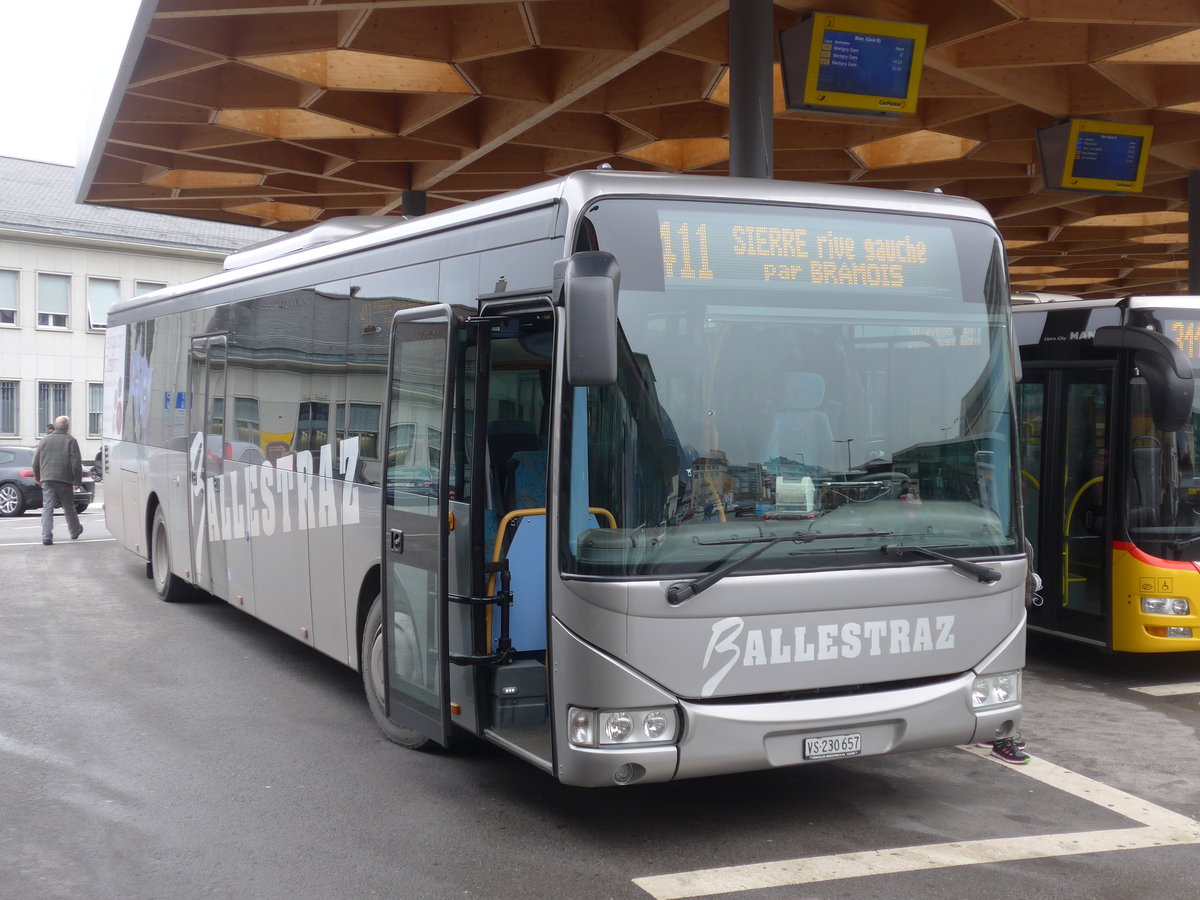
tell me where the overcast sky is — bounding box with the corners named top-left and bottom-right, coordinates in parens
top-left (0, 0), bottom-right (143, 167)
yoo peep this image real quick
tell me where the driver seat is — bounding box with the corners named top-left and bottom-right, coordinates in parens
top-left (764, 372), bottom-right (835, 470)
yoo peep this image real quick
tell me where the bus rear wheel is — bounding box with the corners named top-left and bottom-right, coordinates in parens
top-left (151, 506), bottom-right (190, 603)
top-left (362, 593), bottom-right (430, 750)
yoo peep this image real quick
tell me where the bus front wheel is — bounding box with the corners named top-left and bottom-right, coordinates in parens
top-left (362, 593), bottom-right (430, 750)
top-left (150, 506), bottom-right (190, 603)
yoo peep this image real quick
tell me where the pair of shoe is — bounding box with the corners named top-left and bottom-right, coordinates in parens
top-left (42, 538), bottom-right (52, 545)
top-left (976, 735), bottom-right (1025, 750)
top-left (988, 737), bottom-right (1031, 764)
top-left (70, 527), bottom-right (83, 540)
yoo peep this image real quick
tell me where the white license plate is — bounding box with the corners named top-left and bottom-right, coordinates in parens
top-left (804, 732), bottom-right (861, 760)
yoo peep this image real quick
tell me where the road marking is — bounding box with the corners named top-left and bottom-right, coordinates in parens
top-left (0, 537), bottom-right (116, 548)
top-left (1130, 682), bottom-right (1200, 697)
top-left (632, 748), bottom-right (1200, 900)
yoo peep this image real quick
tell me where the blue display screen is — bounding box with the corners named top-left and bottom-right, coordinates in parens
top-left (1071, 132), bottom-right (1143, 183)
top-left (815, 29), bottom-right (915, 99)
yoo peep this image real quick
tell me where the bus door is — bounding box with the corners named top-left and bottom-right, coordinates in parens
top-left (1020, 366), bottom-right (1114, 644)
top-left (381, 305), bottom-right (456, 745)
top-left (471, 308), bottom-right (554, 766)
top-left (188, 335), bottom-right (228, 598)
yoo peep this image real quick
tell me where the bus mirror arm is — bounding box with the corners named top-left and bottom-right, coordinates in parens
top-left (556, 251), bottom-right (620, 387)
top-left (1093, 326), bottom-right (1194, 431)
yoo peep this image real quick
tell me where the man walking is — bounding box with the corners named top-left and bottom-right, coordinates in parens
top-left (32, 415), bottom-right (84, 545)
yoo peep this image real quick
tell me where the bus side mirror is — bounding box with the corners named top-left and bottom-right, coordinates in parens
top-left (1094, 325), bottom-right (1194, 431)
top-left (556, 251), bottom-right (620, 387)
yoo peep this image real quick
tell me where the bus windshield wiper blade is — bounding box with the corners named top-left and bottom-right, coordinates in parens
top-left (666, 530), bottom-right (891, 605)
top-left (881, 544), bottom-right (1000, 583)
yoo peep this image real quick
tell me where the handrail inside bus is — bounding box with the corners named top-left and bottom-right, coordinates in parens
top-left (1062, 475), bottom-right (1104, 600)
top-left (485, 506), bottom-right (617, 640)
top-left (1021, 470), bottom-right (1040, 490)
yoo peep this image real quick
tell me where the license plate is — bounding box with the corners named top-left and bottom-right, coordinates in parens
top-left (804, 732), bottom-right (861, 760)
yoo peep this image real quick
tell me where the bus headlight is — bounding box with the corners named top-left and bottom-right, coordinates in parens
top-left (971, 671), bottom-right (1021, 709)
top-left (1141, 597), bottom-right (1190, 616)
top-left (567, 706), bottom-right (680, 747)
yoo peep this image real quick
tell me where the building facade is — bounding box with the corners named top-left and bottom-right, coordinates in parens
top-left (0, 156), bottom-right (271, 460)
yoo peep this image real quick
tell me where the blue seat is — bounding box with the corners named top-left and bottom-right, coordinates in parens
top-left (764, 372), bottom-right (835, 470)
top-left (497, 450), bottom-right (548, 653)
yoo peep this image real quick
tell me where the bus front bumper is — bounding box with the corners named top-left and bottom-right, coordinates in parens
top-left (673, 671), bottom-right (1019, 781)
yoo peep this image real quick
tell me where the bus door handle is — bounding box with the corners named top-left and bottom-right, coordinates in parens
top-left (389, 529), bottom-right (404, 554)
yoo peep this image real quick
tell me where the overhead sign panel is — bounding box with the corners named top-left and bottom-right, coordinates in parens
top-left (1036, 118), bottom-right (1154, 194)
top-left (779, 13), bottom-right (928, 119)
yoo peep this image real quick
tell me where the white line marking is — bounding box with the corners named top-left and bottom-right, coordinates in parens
top-left (632, 748), bottom-right (1200, 900)
top-left (1130, 682), bottom-right (1200, 697)
top-left (0, 538), bottom-right (116, 547)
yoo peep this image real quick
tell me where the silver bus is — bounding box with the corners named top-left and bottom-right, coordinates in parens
top-left (102, 170), bottom-right (1028, 786)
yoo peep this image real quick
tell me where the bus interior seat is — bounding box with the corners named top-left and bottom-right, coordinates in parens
top-left (488, 420), bottom-right (539, 504)
top-left (497, 449), bottom-right (548, 654)
top-left (764, 372), bottom-right (835, 471)
top-left (510, 450), bottom-right (547, 509)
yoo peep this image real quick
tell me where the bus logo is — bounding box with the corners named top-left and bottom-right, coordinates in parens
top-left (701, 614), bottom-right (956, 697)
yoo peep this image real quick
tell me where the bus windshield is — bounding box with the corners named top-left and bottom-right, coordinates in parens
top-left (1126, 310), bottom-right (1200, 559)
top-left (562, 198), bottom-right (1019, 578)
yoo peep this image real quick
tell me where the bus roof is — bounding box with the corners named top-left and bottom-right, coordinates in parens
top-left (109, 169), bottom-right (998, 323)
top-left (1013, 294), bottom-right (1200, 312)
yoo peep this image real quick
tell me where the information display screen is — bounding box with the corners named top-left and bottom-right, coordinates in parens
top-left (816, 29), bottom-right (915, 99)
top-left (1072, 131), bottom-right (1144, 183)
top-left (779, 14), bottom-right (928, 116)
top-left (1037, 119), bottom-right (1153, 194)
top-left (655, 207), bottom-right (962, 299)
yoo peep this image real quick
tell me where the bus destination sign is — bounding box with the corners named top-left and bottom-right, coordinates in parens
top-left (1164, 319), bottom-right (1200, 360)
top-left (657, 208), bottom-right (961, 297)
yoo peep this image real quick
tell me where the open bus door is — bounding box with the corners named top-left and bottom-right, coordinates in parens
top-left (379, 306), bottom-right (457, 746)
top-left (1019, 366), bottom-right (1115, 645)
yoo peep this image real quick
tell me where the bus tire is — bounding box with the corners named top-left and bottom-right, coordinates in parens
top-left (150, 506), bottom-right (190, 603)
top-left (362, 593), bottom-right (431, 750)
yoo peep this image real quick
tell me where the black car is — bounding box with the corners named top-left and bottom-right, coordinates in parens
top-left (0, 446), bottom-right (96, 517)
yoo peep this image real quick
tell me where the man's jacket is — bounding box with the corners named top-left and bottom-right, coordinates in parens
top-left (33, 431), bottom-right (83, 485)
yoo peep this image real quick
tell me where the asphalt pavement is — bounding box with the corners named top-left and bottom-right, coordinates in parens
top-left (1, 490), bottom-right (1198, 900)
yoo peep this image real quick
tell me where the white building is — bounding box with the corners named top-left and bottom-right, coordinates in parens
top-left (0, 156), bottom-right (272, 460)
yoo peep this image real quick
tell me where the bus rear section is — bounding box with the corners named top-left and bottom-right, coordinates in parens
top-left (1015, 294), bottom-right (1200, 652)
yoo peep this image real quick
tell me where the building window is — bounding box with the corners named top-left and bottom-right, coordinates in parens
top-left (337, 402), bottom-right (381, 459)
top-left (135, 281), bottom-right (166, 296)
top-left (37, 273), bottom-right (70, 328)
top-left (38, 382), bottom-right (70, 429)
top-left (296, 401), bottom-right (329, 452)
top-left (87, 277), bottom-right (121, 329)
top-left (88, 383), bottom-right (104, 437)
top-left (0, 381), bottom-right (16, 434)
top-left (233, 397), bottom-right (260, 444)
top-left (0, 269), bottom-right (17, 326)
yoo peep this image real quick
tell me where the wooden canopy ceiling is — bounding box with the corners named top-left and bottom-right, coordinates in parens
top-left (79, 0), bottom-right (1200, 298)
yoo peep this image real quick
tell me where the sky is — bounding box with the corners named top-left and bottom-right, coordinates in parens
top-left (0, 0), bottom-right (143, 167)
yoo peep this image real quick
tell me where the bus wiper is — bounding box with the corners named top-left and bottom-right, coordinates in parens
top-left (881, 544), bottom-right (1000, 584)
top-left (1171, 534), bottom-right (1200, 550)
top-left (666, 531), bottom-right (891, 605)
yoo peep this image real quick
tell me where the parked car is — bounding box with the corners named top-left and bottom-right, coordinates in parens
top-left (386, 464), bottom-right (438, 498)
top-left (0, 446), bottom-right (96, 517)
